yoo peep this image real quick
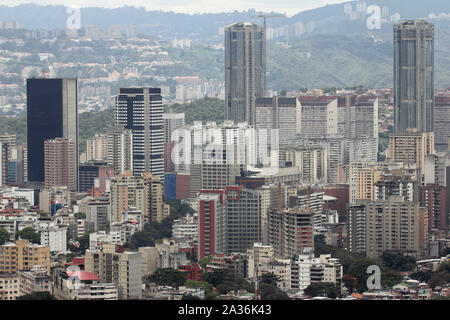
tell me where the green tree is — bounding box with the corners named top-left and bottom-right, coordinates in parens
top-left (204, 269), bottom-right (233, 287)
top-left (127, 231), bottom-right (155, 249)
top-left (0, 227), bottom-right (10, 245)
top-left (198, 256), bottom-right (212, 269)
top-left (148, 268), bottom-right (186, 287)
top-left (16, 227), bottom-right (40, 244)
top-left (303, 282), bottom-right (340, 299)
top-left (409, 271), bottom-right (432, 283)
top-left (381, 268), bottom-right (403, 288)
top-left (261, 273), bottom-right (279, 286)
top-left (17, 292), bottom-right (57, 300)
top-left (381, 252), bottom-right (416, 271)
top-left (259, 283), bottom-right (290, 300)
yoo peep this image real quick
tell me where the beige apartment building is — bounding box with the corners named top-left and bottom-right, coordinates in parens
top-left (365, 196), bottom-right (429, 259)
top-left (85, 244), bottom-right (142, 300)
top-left (387, 131), bottom-right (435, 177)
top-left (110, 172), bottom-right (168, 224)
top-left (0, 273), bottom-right (20, 300)
top-left (0, 240), bottom-right (50, 275)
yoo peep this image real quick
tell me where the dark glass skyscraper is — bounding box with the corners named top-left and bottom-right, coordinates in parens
top-left (27, 78), bottom-right (78, 186)
top-left (394, 20), bottom-right (434, 133)
top-left (225, 22), bottom-right (266, 126)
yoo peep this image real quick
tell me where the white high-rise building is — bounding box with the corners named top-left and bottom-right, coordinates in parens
top-left (106, 126), bottom-right (133, 175)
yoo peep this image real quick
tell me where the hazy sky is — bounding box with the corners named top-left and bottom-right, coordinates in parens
top-left (0, 0), bottom-right (349, 16)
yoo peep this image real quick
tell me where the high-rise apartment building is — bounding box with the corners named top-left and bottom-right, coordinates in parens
top-left (419, 184), bottom-right (447, 231)
top-left (255, 97), bottom-right (300, 146)
top-left (0, 143), bottom-right (7, 187)
top-left (387, 130), bottom-right (435, 176)
top-left (0, 240), bottom-right (50, 275)
top-left (86, 133), bottom-right (108, 161)
top-left (279, 146), bottom-right (328, 184)
top-left (197, 190), bottom-right (226, 259)
top-left (365, 196), bottom-right (429, 259)
top-left (224, 186), bottom-right (261, 255)
top-left (0, 133), bottom-right (15, 160)
top-left (27, 78), bottom-right (78, 184)
top-left (163, 113), bottom-right (185, 172)
top-left (78, 160), bottom-right (114, 194)
top-left (394, 20), bottom-right (434, 133)
top-left (337, 95), bottom-right (379, 143)
top-left (84, 244), bottom-right (142, 300)
top-left (44, 138), bottom-right (77, 191)
top-left (434, 94), bottom-right (450, 152)
top-left (346, 203), bottom-right (367, 255)
top-left (106, 126), bottom-right (133, 175)
top-left (86, 198), bottom-right (111, 232)
top-left (115, 88), bottom-right (164, 176)
top-left (109, 172), bottom-right (167, 224)
top-left (373, 173), bottom-right (418, 202)
top-left (268, 207), bottom-right (314, 259)
top-left (225, 22), bottom-right (266, 126)
top-left (298, 96), bottom-right (338, 137)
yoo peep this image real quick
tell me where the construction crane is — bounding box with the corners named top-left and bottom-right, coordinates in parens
top-left (251, 14), bottom-right (285, 36)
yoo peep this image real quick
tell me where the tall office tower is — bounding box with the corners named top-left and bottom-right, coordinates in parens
top-left (394, 20), bottom-right (434, 133)
top-left (163, 113), bottom-right (185, 172)
top-left (197, 190), bottom-right (227, 259)
top-left (106, 126), bottom-right (133, 175)
top-left (297, 96), bottom-right (338, 137)
top-left (27, 78), bottom-right (78, 184)
top-left (224, 186), bottom-right (261, 255)
top-left (85, 243), bottom-right (142, 300)
top-left (268, 207), bottom-right (314, 259)
top-left (44, 138), bottom-right (77, 191)
top-left (255, 97), bottom-right (300, 146)
top-left (387, 130), bottom-right (435, 176)
top-left (225, 22), bottom-right (266, 126)
top-left (0, 143), bottom-right (7, 187)
top-left (434, 94), bottom-right (450, 152)
top-left (86, 134), bottom-right (108, 161)
top-left (365, 196), bottom-right (429, 259)
top-left (419, 184), bottom-right (447, 231)
top-left (115, 88), bottom-right (164, 177)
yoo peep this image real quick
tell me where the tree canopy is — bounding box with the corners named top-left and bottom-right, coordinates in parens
top-left (16, 227), bottom-right (40, 244)
top-left (17, 292), bottom-right (57, 300)
top-left (148, 268), bottom-right (186, 288)
top-left (0, 227), bottom-right (10, 245)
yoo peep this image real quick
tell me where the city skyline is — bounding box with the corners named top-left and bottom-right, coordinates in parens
top-left (0, 1), bottom-right (449, 304)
